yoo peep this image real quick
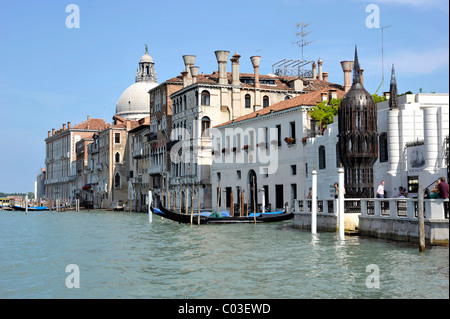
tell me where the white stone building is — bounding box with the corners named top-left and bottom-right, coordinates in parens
top-left (168, 50), bottom-right (328, 210)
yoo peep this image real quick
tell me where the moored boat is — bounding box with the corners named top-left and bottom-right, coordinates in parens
top-left (13, 205), bottom-right (49, 211)
top-left (151, 204), bottom-right (293, 224)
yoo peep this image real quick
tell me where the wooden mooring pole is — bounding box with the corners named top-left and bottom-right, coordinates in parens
top-left (418, 184), bottom-right (425, 252)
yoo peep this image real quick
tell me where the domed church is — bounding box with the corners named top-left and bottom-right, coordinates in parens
top-left (115, 45), bottom-right (158, 120)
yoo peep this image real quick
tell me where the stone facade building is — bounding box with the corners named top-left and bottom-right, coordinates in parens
top-left (44, 117), bottom-right (107, 201)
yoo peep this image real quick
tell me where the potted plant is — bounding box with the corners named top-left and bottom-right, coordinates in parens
top-left (242, 145), bottom-right (249, 151)
top-left (284, 137), bottom-right (296, 145)
top-left (302, 137), bottom-right (308, 145)
top-left (232, 147), bottom-right (237, 152)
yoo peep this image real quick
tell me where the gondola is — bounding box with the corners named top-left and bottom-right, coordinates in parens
top-left (13, 205), bottom-right (49, 211)
top-left (151, 204), bottom-right (294, 224)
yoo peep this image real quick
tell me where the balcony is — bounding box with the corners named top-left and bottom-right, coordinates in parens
top-left (148, 164), bottom-right (163, 175)
top-left (148, 132), bottom-right (158, 142)
top-left (132, 149), bottom-right (143, 159)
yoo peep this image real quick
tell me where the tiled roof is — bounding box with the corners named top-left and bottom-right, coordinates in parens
top-left (216, 84), bottom-right (345, 127)
top-left (72, 118), bottom-right (107, 130)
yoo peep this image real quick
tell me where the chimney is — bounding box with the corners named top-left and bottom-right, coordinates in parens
top-left (52, 128), bottom-right (55, 136)
top-left (250, 56), bottom-right (261, 88)
top-left (67, 122), bottom-right (71, 129)
top-left (48, 131), bottom-right (51, 138)
top-left (215, 50), bottom-right (230, 85)
top-left (383, 92), bottom-right (391, 100)
top-left (190, 66), bottom-right (199, 84)
top-left (340, 61), bottom-right (354, 92)
top-left (312, 62), bottom-right (317, 79)
top-left (318, 58), bottom-right (323, 81)
top-left (230, 51), bottom-right (241, 86)
top-left (87, 115), bottom-right (90, 121)
top-left (328, 89), bottom-right (338, 101)
top-left (320, 92), bottom-right (328, 101)
top-left (359, 68), bottom-right (364, 86)
top-left (181, 71), bottom-right (188, 88)
top-left (322, 72), bottom-right (328, 82)
top-left (182, 55), bottom-right (196, 85)
top-left (63, 123), bottom-right (66, 130)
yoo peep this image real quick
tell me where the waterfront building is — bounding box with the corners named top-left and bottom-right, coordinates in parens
top-left (212, 84), bottom-right (345, 212)
top-left (211, 48), bottom-right (449, 212)
top-left (44, 117), bottom-right (107, 201)
top-left (148, 76), bottom-right (183, 207)
top-left (168, 50), bottom-right (325, 209)
top-left (84, 116), bottom-right (139, 209)
top-left (127, 117), bottom-right (151, 212)
top-left (36, 168), bottom-right (46, 201)
top-left (75, 137), bottom-right (94, 206)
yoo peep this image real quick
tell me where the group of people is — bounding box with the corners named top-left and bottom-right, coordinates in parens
top-left (428, 177), bottom-right (449, 199)
top-left (304, 177), bottom-right (449, 200)
top-left (376, 177), bottom-right (449, 199)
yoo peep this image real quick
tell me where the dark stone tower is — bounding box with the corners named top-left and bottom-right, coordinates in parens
top-left (338, 46), bottom-right (378, 198)
top-left (389, 64), bottom-right (398, 110)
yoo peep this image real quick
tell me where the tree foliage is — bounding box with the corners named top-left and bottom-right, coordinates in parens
top-left (309, 98), bottom-right (341, 128)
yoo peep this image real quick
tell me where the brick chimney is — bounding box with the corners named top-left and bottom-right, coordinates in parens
top-left (215, 50), bottom-right (230, 85)
top-left (230, 51), bottom-right (241, 86)
top-left (323, 72), bottom-right (328, 82)
top-left (250, 56), bottom-right (261, 88)
top-left (340, 61), bottom-right (354, 92)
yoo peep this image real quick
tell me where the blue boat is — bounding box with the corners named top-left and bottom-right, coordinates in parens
top-left (13, 205), bottom-right (49, 211)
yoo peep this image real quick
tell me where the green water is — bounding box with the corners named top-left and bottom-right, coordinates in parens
top-left (0, 210), bottom-right (448, 299)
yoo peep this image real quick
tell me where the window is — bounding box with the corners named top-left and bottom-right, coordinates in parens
top-left (245, 94), bottom-right (251, 108)
top-left (114, 173), bottom-right (121, 188)
top-left (319, 145), bottom-right (326, 169)
top-left (276, 125), bottom-right (281, 146)
top-left (201, 90), bottom-right (210, 106)
top-left (201, 116), bottom-right (211, 137)
top-left (263, 95), bottom-right (270, 108)
top-left (237, 170), bottom-right (241, 180)
top-left (291, 165), bottom-right (297, 175)
top-left (290, 121), bottom-right (296, 141)
top-left (115, 152), bottom-right (120, 163)
top-left (379, 133), bottom-right (388, 162)
top-left (217, 172), bottom-right (221, 182)
top-left (115, 133), bottom-right (120, 143)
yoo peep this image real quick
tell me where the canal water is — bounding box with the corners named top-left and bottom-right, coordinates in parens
top-left (0, 210), bottom-right (448, 299)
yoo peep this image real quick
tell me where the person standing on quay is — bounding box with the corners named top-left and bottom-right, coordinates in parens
top-left (437, 177), bottom-right (449, 199)
top-left (376, 180), bottom-right (385, 198)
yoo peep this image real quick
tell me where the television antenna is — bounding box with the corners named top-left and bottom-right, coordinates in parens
top-left (375, 25), bottom-right (392, 94)
top-left (293, 22), bottom-right (314, 62)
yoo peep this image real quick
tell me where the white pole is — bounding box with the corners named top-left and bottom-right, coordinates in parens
top-left (25, 195), bottom-right (28, 215)
top-left (338, 165), bottom-right (345, 240)
top-left (148, 191), bottom-right (153, 223)
top-left (311, 167), bottom-right (317, 234)
top-left (261, 188), bottom-right (265, 214)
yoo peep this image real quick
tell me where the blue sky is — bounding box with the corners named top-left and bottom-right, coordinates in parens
top-left (0, 0), bottom-right (448, 193)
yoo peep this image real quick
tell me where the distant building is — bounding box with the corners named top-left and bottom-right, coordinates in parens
top-left (44, 117), bottom-right (107, 201)
top-left (36, 168), bottom-right (46, 200)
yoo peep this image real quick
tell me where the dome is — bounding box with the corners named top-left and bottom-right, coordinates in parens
top-left (115, 81), bottom-right (158, 120)
top-left (140, 53), bottom-right (153, 63)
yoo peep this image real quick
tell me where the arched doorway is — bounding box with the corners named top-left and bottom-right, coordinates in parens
top-left (248, 170), bottom-right (257, 212)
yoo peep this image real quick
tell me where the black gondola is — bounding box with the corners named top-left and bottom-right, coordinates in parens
top-left (151, 204), bottom-right (294, 224)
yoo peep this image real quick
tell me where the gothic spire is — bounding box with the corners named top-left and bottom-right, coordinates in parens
top-left (352, 45), bottom-right (361, 84)
top-left (389, 64), bottom-right (398, 109)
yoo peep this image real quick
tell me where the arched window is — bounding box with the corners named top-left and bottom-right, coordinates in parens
top-left (114, 173), bottom-right (121, 188)
top-left (245, 94), bottom-right (251, 108)
top-left (115, 152), bottom-right (120, 163)
top-left (201, 90), bottom-right (210, 106)
top-left (263, 95), bottom-right (270, 108)
top-left (379, 133), bottom-right (388, 162)
top-left (319, 145), bottom-right (326, 169)
top-left (201, 116), bottom-right (211, 137)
